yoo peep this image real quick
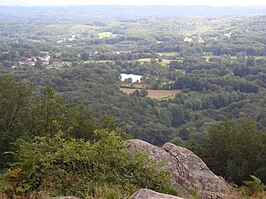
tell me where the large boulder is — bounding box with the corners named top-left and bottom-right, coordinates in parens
top-left (162, 143), bottom-right (229, 192)
top-left (125, 139), bottom-right (193, 190)
top-left (129, 189), bottom-right (185, 199)
top-left (125, 139), bottom-right (230, 198)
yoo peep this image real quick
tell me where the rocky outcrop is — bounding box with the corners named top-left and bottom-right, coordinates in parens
top-left (129, 189), bottom-right (185, 199)
top-left (162, 143), bottom-right (229, 192)
top-left (125, 139), bottom-right (230, 199)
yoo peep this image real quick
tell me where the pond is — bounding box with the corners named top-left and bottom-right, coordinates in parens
top-left (120, 73), bottom-right (143, 82)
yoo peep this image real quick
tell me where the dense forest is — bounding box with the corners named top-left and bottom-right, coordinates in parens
top-left (0, 5), bottom-right (266, 198)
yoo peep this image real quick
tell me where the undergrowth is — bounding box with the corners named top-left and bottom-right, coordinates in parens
top-left (0, 129), bottom-right (180, 198)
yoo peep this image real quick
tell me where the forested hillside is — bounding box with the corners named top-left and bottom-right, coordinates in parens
top-left (0, 6), bottom-right (266, 198)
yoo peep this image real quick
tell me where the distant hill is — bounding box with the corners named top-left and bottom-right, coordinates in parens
top-left (0, 5), bottom-right (266, 22)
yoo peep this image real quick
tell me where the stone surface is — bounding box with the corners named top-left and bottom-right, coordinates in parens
top-left (198, 190), bottom-right (239, 199)
top-left (162, 143), bottom-right (229, 192)
top-left (125, 139), bottom-right (230, 198)
top-left (128, 189), bottom-right (185, 199)
top-left (125, 139), bottom-right (193, 190)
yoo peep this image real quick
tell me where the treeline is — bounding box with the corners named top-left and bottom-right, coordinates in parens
top-left (0, 76), bottom-right (179, 198)
top-left (0, 75), bottom-right (116, 168)
top-left (1, 57), bottom-right (265, 146)
top-left (188, 119), bottom-right (266, 185)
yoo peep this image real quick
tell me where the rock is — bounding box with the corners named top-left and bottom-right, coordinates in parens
top-left (125, 139), bottom-right (193, 192)
top-left (162, 143), bottom-right (229, 192)
top-left (129, 189), bottom-right (185, 199)
top-left (198, 190), bottom-right (239, 199)
top-left (125, 139), bottom-right (230, 198)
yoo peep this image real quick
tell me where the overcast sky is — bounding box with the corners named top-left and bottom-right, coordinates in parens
top-left (1, 0), bottom-right (266, 6)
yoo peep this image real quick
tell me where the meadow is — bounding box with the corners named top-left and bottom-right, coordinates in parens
top-left (120, 88), bottom-right (180, 99)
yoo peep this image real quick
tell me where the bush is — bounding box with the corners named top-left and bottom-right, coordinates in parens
top-left (0, 129), bottom-right (179, 198)
top-left (241, 175), bottom-right (266, 198)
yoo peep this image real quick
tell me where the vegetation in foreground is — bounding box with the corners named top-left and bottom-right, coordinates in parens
top-left (0, 76), bottom-right (265, 198)
top-left (0, 75), bottom-right (179, 198)
top-left (0, 130), bottom-right (179, 198)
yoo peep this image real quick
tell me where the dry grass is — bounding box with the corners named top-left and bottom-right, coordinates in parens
top-left (0, 192), bottom-right (51, 199)
top-left (224, 188), bottom-right (266, 199)
top-left (120, 88), bottom-right (180, 99)
top-left (1, 190), bottom-right (265, 199)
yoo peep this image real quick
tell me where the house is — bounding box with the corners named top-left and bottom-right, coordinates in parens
top-left (26, 61), bottom-right (35, 66)
top-left (31, 57), bottom-right (38, 62)
top-left (18, 61), bottom-right (26, 65)
top-left (18, 54), bottom-right (51, 66)
top-left (52, 61), bottom-right (63, 67)
top-left (42, 61), bottom-right (49, 65)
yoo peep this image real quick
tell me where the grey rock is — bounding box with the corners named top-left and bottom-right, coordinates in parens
top-left (128, 189), bottom-right (185, 199)
top-left (162, 143), bottom-right (229, 192)
top-left (125, 139), bottom-right (193, 191)
top-left (125, 139), bottom-right (230, 198)
top-left (198, 190), bottom-right (236, 199)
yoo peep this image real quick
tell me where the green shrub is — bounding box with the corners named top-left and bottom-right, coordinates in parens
top-left (0, 129), bottom-right (180, 198)
top-left (241, 175), bottom-right (266, 198)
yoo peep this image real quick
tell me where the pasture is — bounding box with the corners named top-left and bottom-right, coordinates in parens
top-left (120, 88), bottom-right (180, 99)
top-left (137, 58), bottom-right (170, 66)
top-left (98, 32), bottom-right (116, 39)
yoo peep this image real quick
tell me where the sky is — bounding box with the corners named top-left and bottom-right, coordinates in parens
top-left (1, 0), bottom-right (266, 7)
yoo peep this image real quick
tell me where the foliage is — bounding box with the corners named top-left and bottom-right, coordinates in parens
top-left (0, 75), bottom-right (32, 168)
top-left (0, 130), bottom-right (179, 198)
top-left (0, 75), bottom-right (122, 170)
top-left (241, 175), bottom-right (266, 198)
top-left (1, 12), bottom-right (266, 197)
top-left (194, 119), bottom-right (266, 185)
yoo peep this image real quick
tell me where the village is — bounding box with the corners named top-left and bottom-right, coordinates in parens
top-left (18, 54), bottom-right (68, 68)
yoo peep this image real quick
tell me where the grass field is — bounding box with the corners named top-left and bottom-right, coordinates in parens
top-left (120, 88), bottom-right (180, 99)
top-left (98, 32), bottom-right (116, 39)
top-left (137, 58), bottom-right (152, 63)
top-left (63, 61), bottom-right (72, 65)
top-left (203, 53), bottom-right (265, 62)
top-left (137, 58), bottom-right (170, 66)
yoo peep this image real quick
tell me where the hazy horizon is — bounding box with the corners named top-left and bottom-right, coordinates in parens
top-left (1, 0), bottom-right (266, 7)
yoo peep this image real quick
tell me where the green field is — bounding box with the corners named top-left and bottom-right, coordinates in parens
top-left (137, 58), bottom-right (170, 66)
top-left (203, 55), bottom-right (265, 62)
top-left (63, 61), bottom-right (72, 65)
top-left (98, 32), bottom-right (116, 39)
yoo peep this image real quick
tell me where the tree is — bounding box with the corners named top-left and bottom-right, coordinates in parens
top-left (140, 88), bottom-right (148, 97)
top-left (0, 75), bottom-right (32, 168)
top-left (34, 61), bottom-right (43, 69)
top-left (124, 77), bottom-right (133, 84)
top-left (246, 56), bottom-right (257, 67)
top-left (198, 119), bottom-right (266, 184)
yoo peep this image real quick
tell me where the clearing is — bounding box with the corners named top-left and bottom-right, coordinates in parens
top-left (120, 88), bottom-right (180, 99)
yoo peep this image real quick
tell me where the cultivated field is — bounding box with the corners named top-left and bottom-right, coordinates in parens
top-left (120, 88), bottom-right (180, 99)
